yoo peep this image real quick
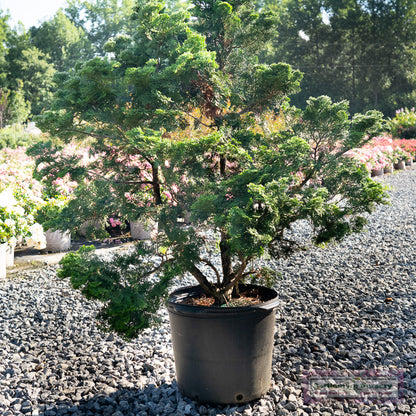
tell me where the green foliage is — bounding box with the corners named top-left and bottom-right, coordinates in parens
top-left (57, 244), bottom-right (176, 339)
top-left (265, 0), bottom-right (416, 116)
top-left (47, 1), bottom-right (389, 338)
top-left (30, 10), bottom-right (90, 72)
top-left (293, 96), bottom-right (384, 152)
top-left (65, 0), bottom-right (136, 57)
top-left (388, 107), bottom-right (416, 139)
top-left (0, 86), bottom-right (31, 127)
top-left (53, 180), bottom-right (126, 239)
top-left (28, 140), bottom-right (85, 182)
top-left (0, 12), bottom-right (11, 84)
top-left (193, 0), bottom-right (278, 71)
top-left (0, 124), bottom-right (39, 149)
top-left (0, 14), bottom-right (34, 124)
top-left (6, 87), bottom-right (31, 125)
top-left (245, 266), bottom-right (281, 288)
top-left (5, 30), bottom-right (56, 115)
top-left (34, 196), bottom-right (69, 231)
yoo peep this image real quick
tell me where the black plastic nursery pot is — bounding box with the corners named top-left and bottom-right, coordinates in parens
top-left (167, 284), bottom-right (278, 404)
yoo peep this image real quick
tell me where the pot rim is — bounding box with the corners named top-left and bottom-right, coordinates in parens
top-left (168, 283), bottom-right (278, 315)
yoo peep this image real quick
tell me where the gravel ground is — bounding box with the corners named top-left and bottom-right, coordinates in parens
top-left (1, 168), bottom-right (416, 416)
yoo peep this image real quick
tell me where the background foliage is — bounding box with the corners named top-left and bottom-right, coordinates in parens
top-left (1, 0), bottom-right (416, 124)
top-left (262, 0), bottom-right (416, 116)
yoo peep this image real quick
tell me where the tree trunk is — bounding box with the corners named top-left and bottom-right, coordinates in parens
top-left (151, 163), bottom-right (162, 205)
top-left (220, 156), bottom-right (226, 176)
top-left (189, 264), bottom-right (232, 305)
top-left (220, 231), bottom-right (233, 285)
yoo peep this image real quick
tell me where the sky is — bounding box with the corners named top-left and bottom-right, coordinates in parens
top-left (0, 0), bottom-right (67, 29)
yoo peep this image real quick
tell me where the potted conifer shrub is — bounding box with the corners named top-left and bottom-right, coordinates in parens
top-left (37, 0), bottom-right (388, 404)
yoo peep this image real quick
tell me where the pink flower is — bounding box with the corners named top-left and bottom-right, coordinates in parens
top-left (109, 218), bottom-right (122, 227)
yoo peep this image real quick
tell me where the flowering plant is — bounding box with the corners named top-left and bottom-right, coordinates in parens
top-left (345, 145), bottom-right (389, 171)
top-left (34, 196), bottom-right (70, 231)
top-left (388, 107), bottom-right (416, 139)
top-left (108, 217), bottom-right (122, 228)
top-left (388, 146), bottom-right (411, 164)
top-left (26, 223), bottom-right (47, 250)
top-left (366, 146), bottom-right (390, 170)
top-left (0, 188), bottom-right (46, 249)
top-left (0, 206), bottom-right (20, 244)
top-left (396, 139), bottom-right (416, 159)
top-left (345, 135), bottom-right (416, 171)
top-left (0, 147), bottom-right (44, 201)
top-left (0, 146), bottom-right (48, 249)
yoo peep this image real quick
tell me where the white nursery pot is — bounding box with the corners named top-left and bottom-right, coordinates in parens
top-left (79, 220), bottom-right (102, 237)
top-left (45, 229), bottom-right (71, 252)
top-left (0, 243), bottom-right (7, 278)
top-left (5, 243), bottom-right (15, 267)
top-left (183, 211), bottom-right (191, 224)
top-left (129, 220), bottom-right (158, 240)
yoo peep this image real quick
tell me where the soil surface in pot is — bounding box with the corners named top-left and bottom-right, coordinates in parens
top-left (181, 287), bottom-right (267, 307)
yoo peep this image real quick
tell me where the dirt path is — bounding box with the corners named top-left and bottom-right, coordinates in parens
top-left (8, 238), bottom-right (136, 274)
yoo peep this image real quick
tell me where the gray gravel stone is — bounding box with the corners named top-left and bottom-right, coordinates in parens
top-left (1, 169), bottom-right (416, 415)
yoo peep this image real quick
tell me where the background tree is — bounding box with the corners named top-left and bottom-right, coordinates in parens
top-left (0, 89), bottom-right (9, 128)
top-left (0, 11), bottom-right (10, 85)
top-left (4, 82), bottom-right (31, 125)
top-left (265, 0), bottom-right (416, 116)
top-left (0, 12), bottom-right (11, 127)
top-left (5, 29), bottom-right (56, 115)
top-left (0, 12), bottom-right (32, 124)
top-left (64, 0), bottom-right (136, 57)
top-left (0, 1), bottom-right (137, 122)
top-left (30, 10), bottom-right (91, 72)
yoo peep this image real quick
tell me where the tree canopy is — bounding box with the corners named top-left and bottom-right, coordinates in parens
top-left (1, 0), bottom-right (416, 123)
top-left (0, 11), bottom-right (55, 124)
top-left (36, 0), bottom-right (387, 326)
top-left (64, 0), bottom-right (137, 56)
top-left (30, 10), bottom-right (90, 73)
top-left (265, 0), bottom-right (416, 115)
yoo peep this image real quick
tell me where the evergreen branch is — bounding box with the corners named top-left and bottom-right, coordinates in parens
top-left (113, 179), bottom-right (157, 186)
top-left (223, 252), bottom-right (249, 292)
top-left (189, 265), bottom-right (219, 297)
top-left (62, 127), bottom-right (121, 142)
top-left (183, 110), bottom-right (214, 129)
top-left (199, 258), bottom-right (221, 285)
top-left (133, 147), bottom-right (154, 165)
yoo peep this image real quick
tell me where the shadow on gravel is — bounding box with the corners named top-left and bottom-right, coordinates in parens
top-left (37, 382), bottom-right (236, 416)
top-left (39, 383), bottom-right (180, 416)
